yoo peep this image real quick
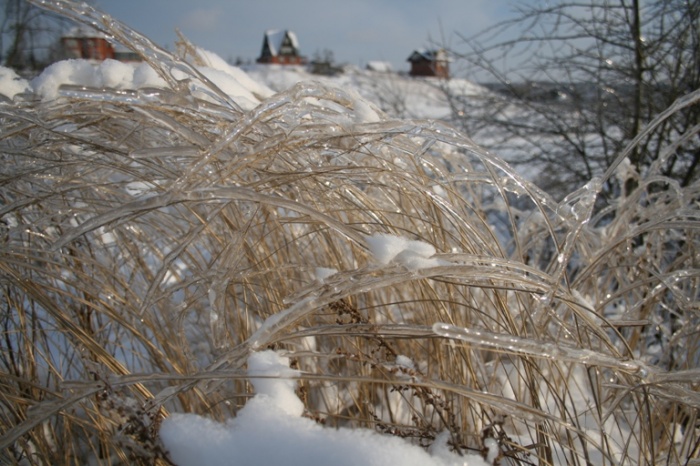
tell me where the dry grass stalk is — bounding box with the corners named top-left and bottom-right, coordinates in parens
top-left (1, 1), bottom-right (698, 464)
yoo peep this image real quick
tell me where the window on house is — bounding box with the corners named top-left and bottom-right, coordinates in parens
top-left (279, 38), bottom-right (294, 55)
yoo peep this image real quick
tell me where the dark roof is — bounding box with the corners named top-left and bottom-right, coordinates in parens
top-left (407, 49), bottom-right (450, 63)
top-left (261, 29), bottom-right (300, 57)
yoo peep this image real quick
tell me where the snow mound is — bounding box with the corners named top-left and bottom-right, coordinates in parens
top-left (30, 59), bottom-right (168, 101)
top-left (0, 66), bottom-right (30, 99)
top-left (23, 49), bottom-right (274, 110)
top-left (160, 351), bottom-right (488, 466)
top-left (192, 46), bottom-right (275, 102)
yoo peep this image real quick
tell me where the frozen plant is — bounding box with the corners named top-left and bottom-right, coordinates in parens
top-left (0, 1), bottom-right (698, 465)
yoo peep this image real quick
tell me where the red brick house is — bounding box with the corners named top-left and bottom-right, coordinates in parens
top-left (257, 29), bottom-right (306, 65)
top-left (407, 48), bottom-right (450, 79)
top-left (61, 26), bottom-right (115, 61)
top-left (60, 26), bottom-right (140, 62)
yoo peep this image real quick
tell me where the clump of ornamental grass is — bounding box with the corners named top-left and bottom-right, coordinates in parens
top-left (1, 1), bottom-right (699, 464)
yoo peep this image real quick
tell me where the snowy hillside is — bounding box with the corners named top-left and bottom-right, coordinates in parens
top-left (244, 63), bottom-right (488, 120)
top-left (0, 51), bottom-right (488, 121)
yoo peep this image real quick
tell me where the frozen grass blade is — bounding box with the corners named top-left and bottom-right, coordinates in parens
top-left (0, 1), bottom-right (698, 464)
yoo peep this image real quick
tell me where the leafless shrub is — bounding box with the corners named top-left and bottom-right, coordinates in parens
top-left (450, 0), bottom-right (699, 201)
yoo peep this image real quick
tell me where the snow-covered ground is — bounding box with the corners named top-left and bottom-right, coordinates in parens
top-left (161, 350), bottom-right (491, 466)
top-left (0, 50), bottom-right (487, 121)
top-left (243, 63), bottom-right (488, 121)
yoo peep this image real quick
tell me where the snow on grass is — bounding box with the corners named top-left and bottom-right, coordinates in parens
top-left (314, 267), bottom-right (338, 282)
top-left (365, 233), bottom-right (445, 269)
top-left (160, 351), bottom-right (488, 466)
top-left (0, 66), bottom-right (31, 98)
top-left (189, 46), bottom-right (276, 102)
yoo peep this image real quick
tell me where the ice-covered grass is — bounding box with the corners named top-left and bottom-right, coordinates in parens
top-left (1, 1), bottom-right (699, 465)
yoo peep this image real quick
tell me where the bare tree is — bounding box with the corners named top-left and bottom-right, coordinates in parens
top-left (449, 0), bottom-right (700, 200)
top-left (1, 0), bottom-right (74, 72)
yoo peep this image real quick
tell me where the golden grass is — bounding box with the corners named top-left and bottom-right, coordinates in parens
top-left (1, 1), bottom-right (699, 464)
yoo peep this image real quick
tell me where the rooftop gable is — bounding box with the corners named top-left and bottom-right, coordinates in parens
top-left (263, 29), bottom-right (300, 57)
top-left (407, 48), bottom-right (450, 63)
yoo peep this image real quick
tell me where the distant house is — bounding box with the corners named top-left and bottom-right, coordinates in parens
top-left (407, 48), bottom-right (450, 79)
top-left (61, 26), bottom-right (115, 61)
top-left (113, 43), bottom-right (141, 63)
top-left (366, 61), bottom-right (392, 73)
top-left (60, 26), bottom-right (140, 62)
top-left (257, 29), bottom-right (306, 65)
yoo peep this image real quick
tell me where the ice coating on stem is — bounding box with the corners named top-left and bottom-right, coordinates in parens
top-left (432, 322), bottom-right (649, 375)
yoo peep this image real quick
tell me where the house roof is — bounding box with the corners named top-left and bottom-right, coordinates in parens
top-left (407, 48), bottom-right (450, 63)
top-left (62, 25), bottom-right (110, 40)
top-left (263, 29), bottom-right (300, 56)
top-left (366, 61), bottom-right (393, 72)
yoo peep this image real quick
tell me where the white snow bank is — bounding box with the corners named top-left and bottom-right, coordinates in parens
top-left (0, 66), bottom-right (31, 99)
top-left (22, 48), bottom-right (274, 110)
top-left (192, 46), bottom-right (275, 101)
top-left (30, 59), bottom-right (168, 101)
top-left (160, 351), bottom-right (488, 466)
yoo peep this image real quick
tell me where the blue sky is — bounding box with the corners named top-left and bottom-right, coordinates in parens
top-left (93, 0), bottom-right (523, 74)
